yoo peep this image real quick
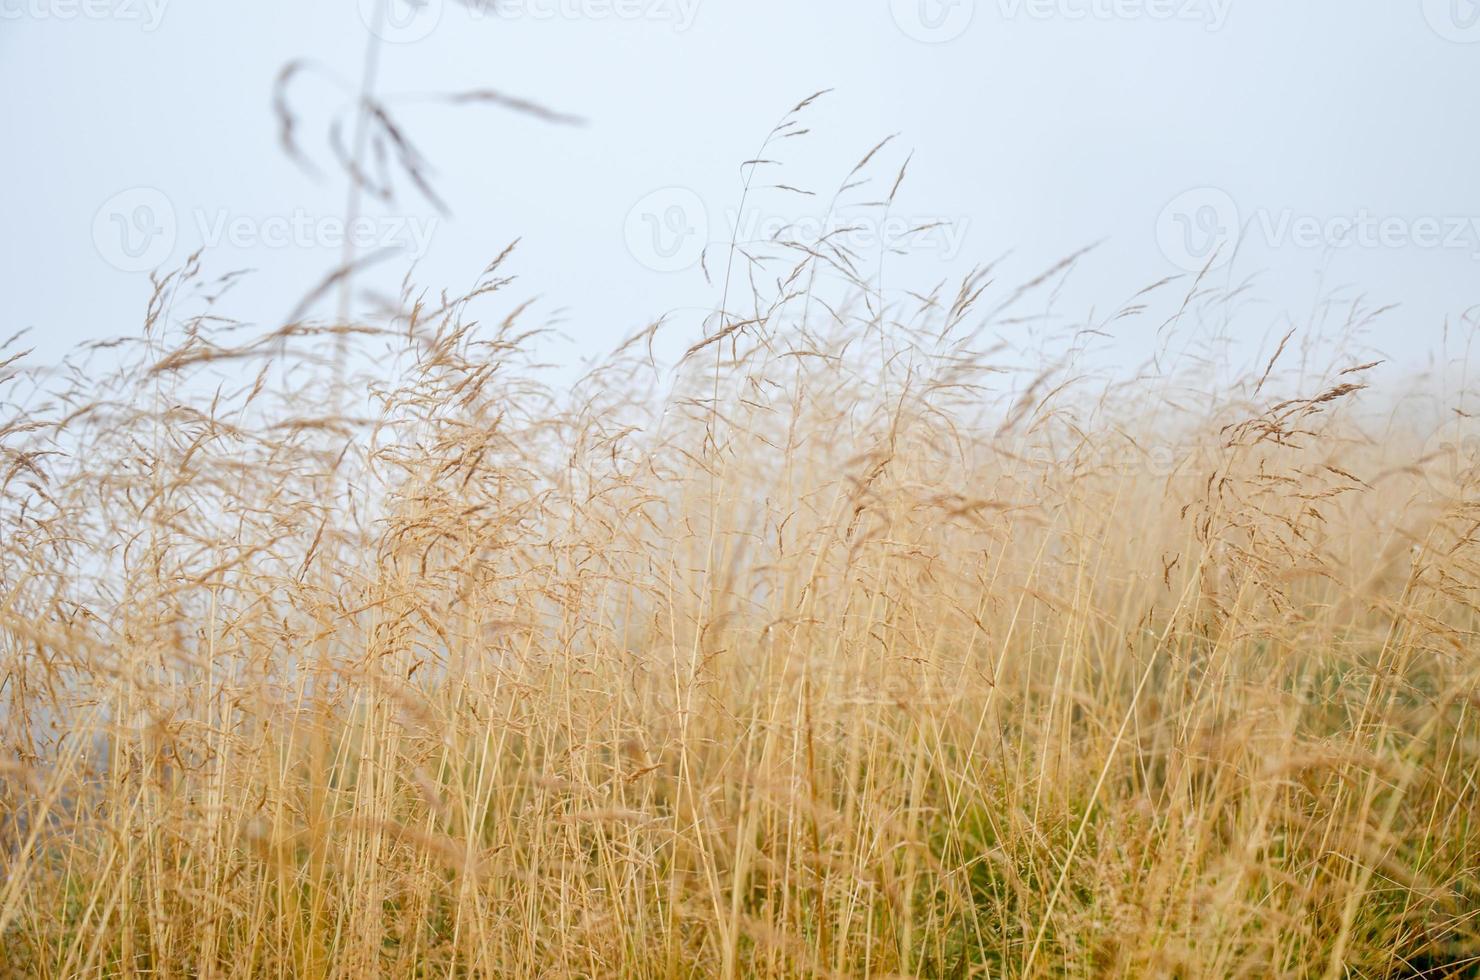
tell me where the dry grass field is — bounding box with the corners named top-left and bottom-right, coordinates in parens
top-left (2, 122), bottom-right (1479, 976)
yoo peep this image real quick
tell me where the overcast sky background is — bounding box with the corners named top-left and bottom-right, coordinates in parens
top-left (3, 1), bottom-right (1480, 380)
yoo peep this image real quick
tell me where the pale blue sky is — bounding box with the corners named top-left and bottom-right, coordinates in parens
top-left (3, 1), bottom-right (1479, 373)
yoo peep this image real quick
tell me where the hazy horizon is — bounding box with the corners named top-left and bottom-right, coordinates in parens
top-left (5, 1), bottom-right (1480, 377)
